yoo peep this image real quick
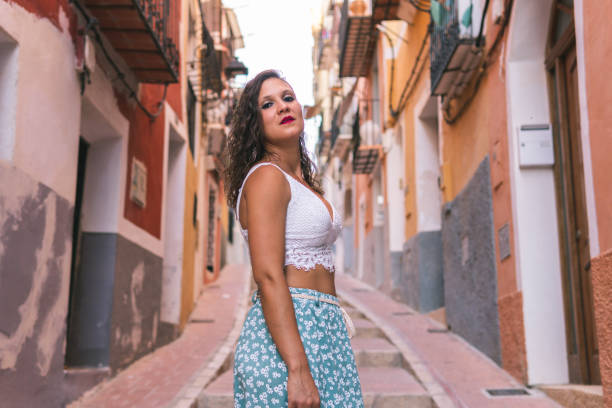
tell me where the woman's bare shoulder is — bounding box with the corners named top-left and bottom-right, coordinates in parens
top-left (243, 163), bottom-right (290, 201)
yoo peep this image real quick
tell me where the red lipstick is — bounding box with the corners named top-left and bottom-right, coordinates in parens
top-left (280, 115), bottom-right (295, 125)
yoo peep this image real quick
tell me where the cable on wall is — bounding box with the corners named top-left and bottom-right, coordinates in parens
top-left (381, 24), bottom-right (430, 120)
top-left (408, 0), bottom-right (431, 13)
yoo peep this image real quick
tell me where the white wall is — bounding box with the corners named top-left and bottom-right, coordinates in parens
top-left (357, 191), bottom-right (366, 280)
top-left (79, 87), bottom-right (125, 235)
top-left (384, 126), bottom-right (405, 252)
top-left (0, 2), bottom-right (81, 202)
top-left (161, 123), bottom-right (187, 324)
top-left (414, 90), bottom-right (441, 233)
top-left (0, 28), bottom-right (18, 162)
top-left (505, 0), bottom-right (569, 384)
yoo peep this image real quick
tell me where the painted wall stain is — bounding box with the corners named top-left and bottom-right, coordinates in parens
top-left (0, 176), bottom-right (67, 373)
top-left (109, 234), bottom-right (163, 371)
top-left (0, 164), bottom-right (73, 407)
top-left (130, 262), bottom-right (144, 352)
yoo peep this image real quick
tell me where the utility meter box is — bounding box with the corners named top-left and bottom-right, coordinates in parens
top-left (518, 124), bottom-right (554, 168)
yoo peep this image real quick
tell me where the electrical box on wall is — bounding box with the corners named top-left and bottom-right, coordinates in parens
top-left (518, 124), bottom-right (554, 168)
top-left (130, 158), bottom-right (147, 208)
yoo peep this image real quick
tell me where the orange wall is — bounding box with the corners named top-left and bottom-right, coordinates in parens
top-left (412, 8), bottom-right (523, 380)
top-left (583, 2), bottom-right (612, 401)
top-left (380, 12), bottom-right (428, 239)
top-left (399, 76), bottom-right (424, 239)
top-left (440, 11), bottom-right (524, 380)
top-left (179, 152), bottom-right (197, 328)
top-left (121, 86), bottom-right (167, 238)
top-left (583, 2), bottom-right (612, 253)
top-left (383, 12), bottom-right (430, 129)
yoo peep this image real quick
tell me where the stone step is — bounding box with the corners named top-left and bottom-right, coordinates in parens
top-left (199, 369), bottom-right (233, 408)
top-left (351, 337), bottom-right (403, 368)
top-left (200, 367), bottom-right (433, 408)
top-left (353, 318), bottom-right (384, 338)
top-left (359, 367), bottom-right (433, 408)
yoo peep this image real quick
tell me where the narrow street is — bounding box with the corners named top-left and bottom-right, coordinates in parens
top-left (70, 264), bottom-right (562, 408)
top-left (1, 0), bottom-right (611, 407)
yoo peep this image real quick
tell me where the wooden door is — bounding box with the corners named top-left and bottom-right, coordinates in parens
top-left (546, 0), bottom-right (600, 384)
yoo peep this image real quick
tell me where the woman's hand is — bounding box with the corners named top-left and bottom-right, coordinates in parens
top-left (287, 366), bottom-right (320, 408)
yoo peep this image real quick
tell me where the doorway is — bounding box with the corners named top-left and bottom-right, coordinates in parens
top-left (547, 0), bottom-right (599, 384)
top-left (65, 138), bottom-right (90, 366)
top-left (204, 179), bottom-right (219, 283)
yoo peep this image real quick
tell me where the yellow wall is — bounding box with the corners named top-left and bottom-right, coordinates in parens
top-left (180, 153), bottom-right (198, 329)
top-left (380, 12), bottom-right (430, 240)
top-left (439, 83), bottom-right (491, 202)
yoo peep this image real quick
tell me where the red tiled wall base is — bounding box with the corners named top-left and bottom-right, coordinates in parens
top-left (592, 249), bottom-right (612, 406)
top-left (498, 290), bottom-right (528, 383)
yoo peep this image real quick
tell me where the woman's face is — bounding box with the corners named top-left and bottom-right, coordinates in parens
top-left (258, 77), bottom-right (304, 146)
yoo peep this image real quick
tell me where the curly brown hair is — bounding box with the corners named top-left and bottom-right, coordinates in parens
top-left (224, 69), bottom-right (323, 210)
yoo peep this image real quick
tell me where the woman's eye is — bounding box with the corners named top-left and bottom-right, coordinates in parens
top-left (283, 95), bottom-right (295, 102)
top-left (261, 101), bottom-right (272, 109)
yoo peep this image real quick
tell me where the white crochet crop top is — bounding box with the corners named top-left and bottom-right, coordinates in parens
top-left (236, 162), bottom-right (342, 273)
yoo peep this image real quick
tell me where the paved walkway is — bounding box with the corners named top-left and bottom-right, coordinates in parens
top-left (69, 263), bottom-right (251, 408)
top-left (336, 273), bottom-right (562, 408)
top-left (70, 266), bottom-right (563, 408)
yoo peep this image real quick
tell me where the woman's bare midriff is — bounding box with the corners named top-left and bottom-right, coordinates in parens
top-left (284, 264), bottom-right (337, 297)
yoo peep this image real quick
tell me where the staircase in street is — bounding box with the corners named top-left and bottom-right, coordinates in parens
top-left (199, 300), bottom-right (434, 408)
top-left (345, 303), bottom-right (434, 407)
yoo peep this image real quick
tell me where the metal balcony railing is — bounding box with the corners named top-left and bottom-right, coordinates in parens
top-left (84, 0), bottom-right (180, 83)
top-left (429, 0), bottom-right (482, 96)
top-left (338, 0), bottom-right (376, 77)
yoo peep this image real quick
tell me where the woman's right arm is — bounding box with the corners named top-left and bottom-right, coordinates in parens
top-left (242, 165), bottom-right (320, 408)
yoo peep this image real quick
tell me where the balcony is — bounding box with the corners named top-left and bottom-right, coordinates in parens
top-left (372, 0), bottom-right (417, 24)
top-left (84, 0), bottom-right (179, 83)
top-left (353, 145), bottom-right (382, 174)
top-left (338, 0), bottom-right (376, 77)
top-left (429, 0), bottom-right (483, 97)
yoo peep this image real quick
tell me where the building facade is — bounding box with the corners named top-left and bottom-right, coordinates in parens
top-left (0, 0), bottom-right (245, 405)
top-left (312, 0), bottom-right (611, 403)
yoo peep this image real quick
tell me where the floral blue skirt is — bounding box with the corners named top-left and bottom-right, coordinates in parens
top-left (233, 287), bottom-right (364, 407)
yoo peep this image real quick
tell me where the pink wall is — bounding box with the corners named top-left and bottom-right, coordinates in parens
top-left (583, 2), bottom-right (612, 252)
top-left (583, 1), bottom-right (612, 401)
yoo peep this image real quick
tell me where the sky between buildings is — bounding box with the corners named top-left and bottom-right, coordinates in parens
top-left (223, 0), bottom-right (327, 156)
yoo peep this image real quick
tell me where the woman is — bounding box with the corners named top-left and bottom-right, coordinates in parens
top-left (225, 70), bottom-right (364, 408)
